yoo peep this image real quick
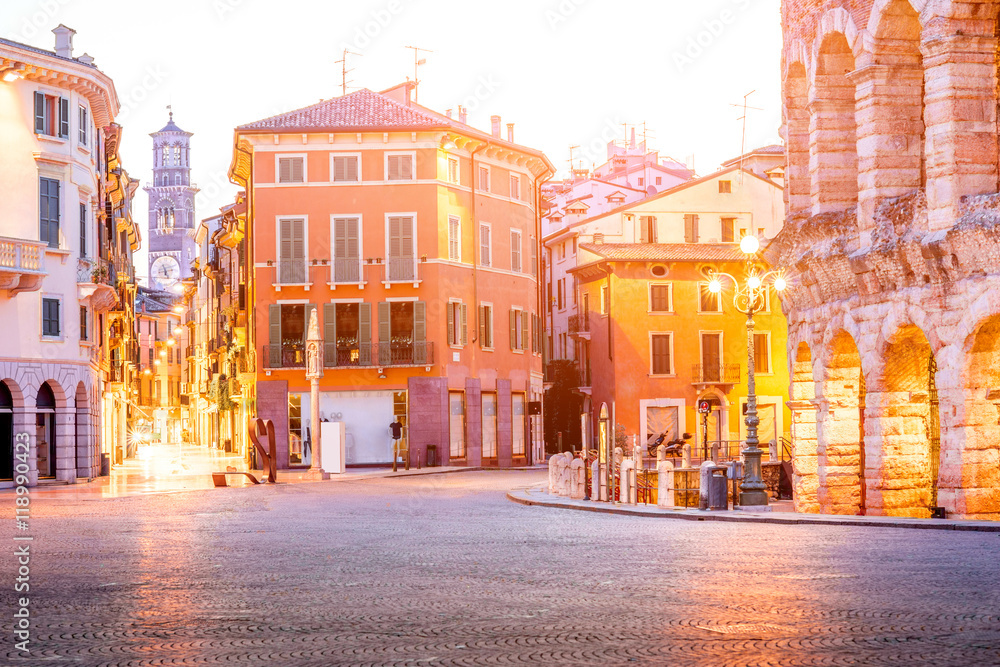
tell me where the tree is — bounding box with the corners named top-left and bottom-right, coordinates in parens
top-left (543, 360), bottom-right (583, 455)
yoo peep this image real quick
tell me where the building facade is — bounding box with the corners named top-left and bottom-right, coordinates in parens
top-left (229, 84), bottom-right (552, 469)
top-left (773, 0), bottom-right (1000, 519)
top-left (135, 287), bottom-right (186, 446)
top-left (0, 26), bottom-right (139, 486)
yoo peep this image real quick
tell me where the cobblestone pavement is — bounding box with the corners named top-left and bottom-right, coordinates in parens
top-left (3, 470), bottom-right (999, 666)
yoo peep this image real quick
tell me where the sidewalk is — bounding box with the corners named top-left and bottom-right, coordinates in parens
top-left (508, 485), bottom-right (1000, 533)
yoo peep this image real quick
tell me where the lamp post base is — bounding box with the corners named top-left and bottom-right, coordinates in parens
top-left (734, 503), bottom-right (773, 512)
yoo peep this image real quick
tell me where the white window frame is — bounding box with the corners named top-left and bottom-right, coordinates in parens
top-left (78, 104), bottom-right (89, 147)
top-left (698, 282), bottom-right (722, 313)
top-left (753, 330), bottom-right (773, 375)
top-left (478, 164), bottom-right (491, 192)
top-left (447, 156), bottom-right (460, 184)
top-left (384, 211), bottom-right (418, 284)
top-left (40, 294), bottom-right (63, 341)
top-left (479, 222), bottom-right (492, 267)
top-left (330, 152), bottom-right (362, 183)
top-left (510, 229), bottom-right (522, 273)
top-left (329, 213), bottom-right (364, 285)
top-left (699, 330), bottom-right (724, 375)
top-left (649, 332), bottom-right (675, 376)
top-left (648, 282), bottom-right (674, 314)
top-left (448, 298), bottom-right (466, 349)
top-left (448, 215), bottom-right (461, 262)
top-left (509, 173), bottom-right (521, 200)
top-left (275, 153), bottom-right (307, 184)
top-left (480, 301), bottom-right (494, 350)
top-left (275, 215), bottom-right (310, 286)
top-left (511, 306), bottom-right (526, 353)
top-left (385, 150), bottom-right (416, 182)
top-left (600, 284), bottom-right (609, 316)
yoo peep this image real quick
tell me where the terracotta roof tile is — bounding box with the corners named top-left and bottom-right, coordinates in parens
top-left (578, 243), bottom-right (747, 262)
top-left (237, 89), bottom-right (446, 132)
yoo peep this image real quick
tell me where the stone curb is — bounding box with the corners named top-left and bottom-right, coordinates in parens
top-left (507, 488), bottom-right (1000, 533)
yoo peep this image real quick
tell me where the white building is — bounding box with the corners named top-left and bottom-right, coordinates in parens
top-left (0, 26), bottom-right (140, 486)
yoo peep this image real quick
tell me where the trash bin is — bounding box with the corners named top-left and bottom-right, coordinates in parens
top-left (709, 467), bottom-right (728, 510)
top-left (426, 444), bottom-right (437, 467)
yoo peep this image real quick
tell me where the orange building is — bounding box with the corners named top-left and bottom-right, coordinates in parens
top-left (229, 84), bottom-right (553, 468)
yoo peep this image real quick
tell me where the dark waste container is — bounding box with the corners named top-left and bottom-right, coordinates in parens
top-left (709, 467), bottom-right (728, 510)
top-left (426, 444), bottom-right (438, 467)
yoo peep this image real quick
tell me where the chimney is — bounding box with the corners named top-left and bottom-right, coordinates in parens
top-left (458, 105), bottom-right (467, 125)
top-left (506, 123), bottom-right (514, 143)
top-left (446, 109), bottom-right (453, 119)
top-left (53, 24), bottom-right (76, 59)
top-left (629, 127), bottom-right (636, 149)
top-left (491, 115), bottom-right (501, 138)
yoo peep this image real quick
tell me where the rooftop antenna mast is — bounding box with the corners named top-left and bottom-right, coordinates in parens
top-left (640, 121), bottom-right (656, 151)
top-left (568, 145), bottom-right (581, 173)
top-left (405, 45), bottom-right (433, 103)
top-left (730, 90), bottom-right (763, 182)
top-left (335, 48), bottom-right (361, 96)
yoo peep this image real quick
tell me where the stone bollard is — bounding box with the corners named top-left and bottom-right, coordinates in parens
top-left (656, 444), bottom-right (666, 464)
top-left (620, 459), bottom-right (635, 504)
top-left (570, 458), bottom-right (585, 499)
top-left (591, 458), bottom-right (602, 501)
top-left (560, 451), bottom-right (574, 496)
top-left (548, 455), bottom-right (559, 494)
top-left (657, 459), bottom-right (675, 508)
top-left (768, 439), bottom-right (778, 462)
top-left (682, 443), bottom-right (692, 468)
top-left (699, 460), bottom-right (716, 510)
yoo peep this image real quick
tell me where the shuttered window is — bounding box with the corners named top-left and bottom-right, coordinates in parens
top-left (721, 217), bottom-right (736, 243)
top-left (42, 298), bottom-right (60, 337)
top-left (447, 157), bottom-right (459, 184)
top-left (79, 306), bottom-right (88, 341)
top-left (651, 334), bottom-right (672, 375)
top-left (509, 309), bottom-right (528, 351)
top-left (277, 157), bottom-right (304, 183)
top-left (333, 217), bottom-right (360, 282)
top-left (639, 216), bottom-right (657, 243)
top-left (78, 105), bottom-right (89, 146)
top-left (447, 302), bottom-right (468, 347)
top-left (510, 230), bottom-right (521, 272)
top-left (650, 284), bottom-right (672, 312)
top-left (701, 333), bottom-right (721, 382)
top-left (753, 332), bottom-right (770, 374)
top-left (478, 166), bottom-right (490, 191)
top-left (448, 216), bottom-right (460, 261)
top-left (332, 155), bottom-right (359, 182)
top-left (79, 202), bottom-right (87, 257)
top-left (479, 305), bottom-right (493, 349)
top-left (529, 237), bottom-right (537, 276)
top-left (387, 216), bottom-right (414, 281)
top-left (509, 174), bottom-right (520, 200)
top-left (699, 283), bottom-right (721, 312)
top-left (479, 224), bottom-right (491, 267)
top-left (40, 177), bottom-right (60, 248)
top-left (278, 218), bottom-right (306, 283)
top-left (387, 154), bottom-right (413, 180)
top-left (684, 214), bottom-right (699, 243)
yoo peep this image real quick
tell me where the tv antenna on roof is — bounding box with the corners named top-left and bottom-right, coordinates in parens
top-left (335, 48), bottom-right (361, 96)
top-left (568, 145), bottom-right (581, 172)
top-left (730, 90), bottom-right (763, 182)
top-left (405, 46), bottom-right (433, 103)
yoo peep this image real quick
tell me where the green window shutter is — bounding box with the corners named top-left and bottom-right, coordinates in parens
top-left (521, 312), bottom-right (529, 351)
top-left (323, 303), bottom-right (336, 365)
top-left (447, 303), bottom-right (455, 345)
top-left (268, 304), bottom-right (281, 367)
top-left (378, 302), bottom-right (390, 365)
top-left (509, 309), bottom-right (516, 350)
top-left (460, 304), bottom-right (468, 346)
top-left (58, 97), bottom-right (69, 138)
top-left (479, 305), bottom-right (486, 348)
top-left (34, 92), bottom-right (45, 133)
top-left (358, 302), bottom-right (371, 365)
top-left (414, 301), bottom-right (427, 364)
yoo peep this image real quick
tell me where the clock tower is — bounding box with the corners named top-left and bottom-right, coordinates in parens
top-left (145, 110), bottom-right (198, 290)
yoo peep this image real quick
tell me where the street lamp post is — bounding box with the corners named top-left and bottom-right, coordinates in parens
top-left (708, 235), bottom-right (786, 510)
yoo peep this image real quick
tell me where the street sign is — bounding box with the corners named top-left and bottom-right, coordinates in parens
top-left (698, 400), bottom-right (711, 414)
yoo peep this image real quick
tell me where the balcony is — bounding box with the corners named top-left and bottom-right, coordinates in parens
top-left (265, 341), bottom-right (433, 370)
top-left (0, 236), bottom-right (47, 296)
top-left (333, 257), bottom-right (361, 284)
top-left (277, 259), bottom-right (306, 286)
top-left (568, 313), bottom-right (590, 338)
top-left (691, 363), bottom-right (741, 386)
top-left (77, 257), bottom-right (118, 312)
top-left (386, 257), bottom-right (417, 284)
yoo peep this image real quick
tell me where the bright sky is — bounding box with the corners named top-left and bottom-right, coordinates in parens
top-left (3, 0), bottom-right (782, 284)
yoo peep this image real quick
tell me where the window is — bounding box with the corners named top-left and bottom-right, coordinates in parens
top-left (600, 284), bottom-right (609, 315)
top-left (42, 298), bottom-right (60, 337)
top-left (557, 278), bottom-right (564, 310)
top-left (160, 146), bottom-right (168, 166)
top-left (376, 301), bottom-right (428, 365)
top-left (79, 203), bottom-right (87, 257)
top-left (651, 333), bottom-right (673, 375)
top-left (324, 302), bottom-right (373, 367)
top-left (333, 154), bottom-right (359, 182)
top-left (478, 165), bottom-right (490, 192)
top-left (33, 92), bottom-right (68, 138)
top-left (148, 348), bottom-right (154, 367)
top-left (447, 157), bottom-right (459, 184)
top-left (447, 301), bottom-right (468, 347)
top-left (482, 393), bottom-right (498, 459)
top-left (719, 180), bottom-right (732, 194)
top-left (512, 394), bottom-right (526, 457)
top-left (39, 177), bottom-right (60, 248)
top-left (638, 177), bottom-right (644, 186)
top-left (175, 174), bottom-right (181, 185)
top-left (173, 146), bottom-right (181, 165)
top-left (510, 229), bottom-right (522, 272)
top-left (650, 284), bottom-right (672, 312)
top-left (449, 392), bottom-right (466, 459)
top-left (448, 216), bottom-right (461, 261)
top-left (78, 105), bottom-right (88, 146)
top-left (288, 393), bottom-right (308, 465)
top-left (79, 306), bottom-right (88, 341)
top-left (701, 332), bottom-right (722, 381)
top-left (332, 216), bottom-right (361, 282)
top-left (509, 174), bottom-right (520, 200)
top-left (753, 332), bottom-right (771, 374)
top-left (479, 304), bottom-right (493, 349)
top-left (387, 153), bottom-right (413, 181)
top-left (529, 237), bottom-right (537, 276)
top-left (699, 283), bottom-right (721, 312)
top-left (656, 176), bottom-right (662, 185)
top-left (758, 227), bottom-right (766, 238)
top-left (277, 218), bottom-right (306, 283)
top-left (479, 224), bottom-right (491, 267)
top-left (277, 156), bottom-right (305, 183)
top-left (721, 217), bottom-right (736, 243)
top-left (684, 214), bottom-right (699, 243)
top-left (509, 308), bottom-right (528, 351)
top-left (387, 215), bottom-right (415, 281)
top-left (639, 215), bottom-right (657, 243)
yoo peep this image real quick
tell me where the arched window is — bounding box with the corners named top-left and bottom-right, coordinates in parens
top-left (173, 146), bottom-right (181, 164)
top-left (36, 383), bottom-right (57, 478)
top-left (0, 381), bottom-right (13, 481)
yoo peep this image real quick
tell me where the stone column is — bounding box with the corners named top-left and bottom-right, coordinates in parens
top-left (808, 97), bottom-right (859, 216)
top-left (787, 399), bottom-right (819, 513)
top-left (850, 63), bottom-right (925, 244)
top-left (922, 33), bottom-right (999, 230)
top-left (783, 70), bottom-right (811, 218)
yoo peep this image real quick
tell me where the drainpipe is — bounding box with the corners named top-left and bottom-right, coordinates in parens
top-left (470, 142), bottom-right (487, 344)
top-left (531, 168), bottom-right (552, 465)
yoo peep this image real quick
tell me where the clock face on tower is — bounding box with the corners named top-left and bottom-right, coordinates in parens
top-left (151, 255), bottom-right (181, 289)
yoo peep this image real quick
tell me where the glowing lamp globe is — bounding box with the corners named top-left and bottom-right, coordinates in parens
top-left (748, 275), bottom-right (762, 290)
top-left (774, 277), bottom-right (787, 292)
top-left (740, 235), bottom-right (760, 255)
top-left (708, 280), bottom-right (722, 294)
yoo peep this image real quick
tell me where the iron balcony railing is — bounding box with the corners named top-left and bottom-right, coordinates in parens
top-left (278, 259), bottom-right (306, 284)
top-left (691, 363), bottom-right (741, 384)
top-left (387, 257), bottom-right (415, 282)
top-left (333, 257), bottom-right (360, 283)
top-left (264, 342), bottom-right (434, 369)
top-left (568, 313), bottom-right (589, 334)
